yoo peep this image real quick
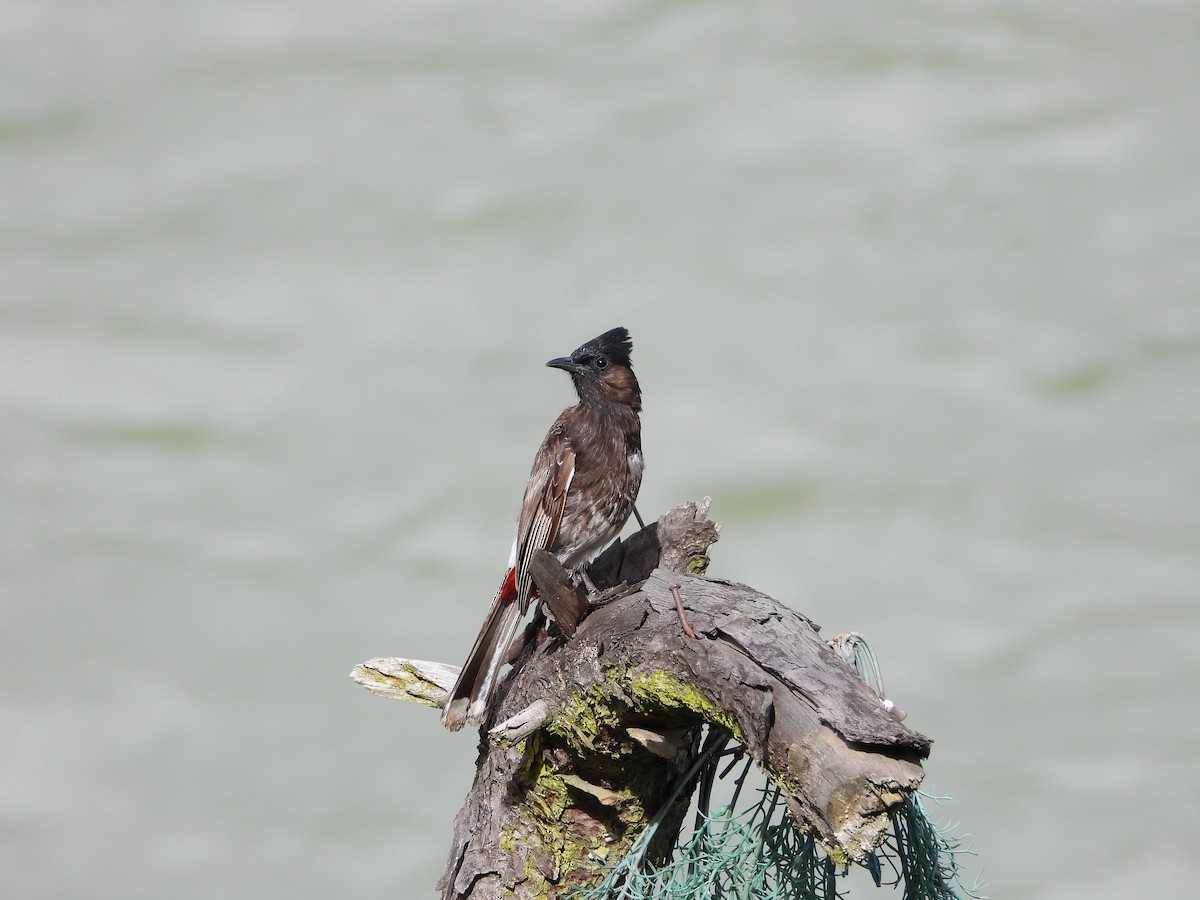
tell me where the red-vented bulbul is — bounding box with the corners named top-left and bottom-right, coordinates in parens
top-left (441, 327), bottom-right (643, 731)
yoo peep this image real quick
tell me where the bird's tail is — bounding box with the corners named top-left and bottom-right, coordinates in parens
top-left (441, 568), bottom-right (525, 731)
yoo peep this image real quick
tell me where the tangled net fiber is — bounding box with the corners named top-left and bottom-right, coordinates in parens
top-left (572, 635), bottom-right (986, 900)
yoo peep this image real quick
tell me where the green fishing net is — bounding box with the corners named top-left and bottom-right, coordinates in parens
top-left (572, 634), bottom-right (986, 900)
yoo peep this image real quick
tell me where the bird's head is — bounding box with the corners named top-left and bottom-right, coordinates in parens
top-left (546, 327), bottom-right (641, 412)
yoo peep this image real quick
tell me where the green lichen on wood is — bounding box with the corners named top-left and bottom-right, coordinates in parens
top-left (825, 844), bottom-right (852, 870)
top-left (511, 702), bottom-right (652, 896)
top-left (350, 660), bottom-right (445, 707)
top-left (514, 758), bottom-right (610, 894)
top-left (627, 669), bottom-right (744, 743)
top-left (548, 666), bottom-right (742, 751)
top-left (544, 683), bottom-right (629, 757)
top-left (504, 673), bottom-right (710, 895)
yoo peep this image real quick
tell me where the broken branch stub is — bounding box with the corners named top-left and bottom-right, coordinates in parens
top-left (423, 499), bottom-right (931, 899)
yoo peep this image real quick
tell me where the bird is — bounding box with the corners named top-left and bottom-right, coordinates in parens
top-left (440, 327), bottom-right (644, 731)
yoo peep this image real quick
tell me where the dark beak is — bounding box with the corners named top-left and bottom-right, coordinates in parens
top-left (546, 356), bottom-right (581, 374)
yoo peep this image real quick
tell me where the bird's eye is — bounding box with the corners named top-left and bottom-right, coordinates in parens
top-left (595, 356), bottom-right (609, 370)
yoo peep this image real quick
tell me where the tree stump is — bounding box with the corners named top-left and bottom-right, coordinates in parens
top-left (353, 500), bottom-right (931, 899)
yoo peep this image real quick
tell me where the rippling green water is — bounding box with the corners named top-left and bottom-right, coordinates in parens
top-left (3, 1), bottom-right (1197, 897)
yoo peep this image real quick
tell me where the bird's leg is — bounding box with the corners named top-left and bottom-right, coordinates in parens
top-left (578, 568), bottom-right (599, 596)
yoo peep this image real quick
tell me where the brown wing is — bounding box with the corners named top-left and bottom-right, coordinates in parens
top-left (512, 443), bottom-right (576, 613)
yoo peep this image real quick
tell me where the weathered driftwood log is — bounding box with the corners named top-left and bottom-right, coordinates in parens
top-left (352, 500), bottom-right (930, 899)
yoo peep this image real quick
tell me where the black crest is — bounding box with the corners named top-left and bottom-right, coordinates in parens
top-left (576, 327), bottom-right (633, 369)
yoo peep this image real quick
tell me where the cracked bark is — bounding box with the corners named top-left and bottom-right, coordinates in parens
top-left (353, 499), bottom-right (931, 899)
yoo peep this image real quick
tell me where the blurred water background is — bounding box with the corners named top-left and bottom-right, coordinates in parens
top-left (3, 1), bottom-right (1198, 897)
